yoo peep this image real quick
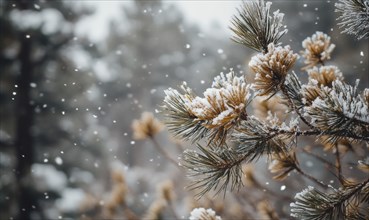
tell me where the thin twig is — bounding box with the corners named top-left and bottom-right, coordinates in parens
top-left (334, 144), bottom-right (344, 184)
top-left (281, 85), bottom-right (315, 129)
top-left (271, 128), bottom-right (369, 141)
top-left (295, 166), bottom-right (329, 189)
top-left (301, 148), bottom-right (336, 168)
top-left (335, 177), bottom-right (369, 207)
top-left (150, 136), bottom-right (180, 169)
top-left (296, 109), bottom-right (315, 129)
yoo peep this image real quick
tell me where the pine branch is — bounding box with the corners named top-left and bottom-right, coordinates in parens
top-left (291, 178), bottom-right (369, 219)
top-left (300, 32), bottom-right (335, 69)
top-left (232, 116), bottom-right (368, 176)
top-left (161, 71), bottom-right (250, 144)
top-left (161, 86), bottom-right (209, 142)
top-left (230, 0), bottom-right (287, 52)
top-left (181, 145), bottom-right (245, 198)
top-left (160, 0), bottom-right (369, 210)
top-left (275, 127), bottom-right (369, 141)
top-left (282, 72), bottom-right (314, 129)
top-left (250, 44), bottom-right (298, 98)
top-left (335, 0), bottom-right (369, 40)
top-left (233, 116), bottom-right (291, 162)
top-left (304, 80), bottom-right (369, 144)
top-left (283, 72), bottom-right (304, 107)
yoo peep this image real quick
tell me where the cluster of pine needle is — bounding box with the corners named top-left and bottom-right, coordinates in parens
top-left (161, 0), bottom-right (369, 219)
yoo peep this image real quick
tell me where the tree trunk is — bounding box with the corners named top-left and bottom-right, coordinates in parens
top-left (15, 1), bottom-right (35, 217)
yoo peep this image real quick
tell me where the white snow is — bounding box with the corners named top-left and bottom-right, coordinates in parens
top-left (293, 185), bottom-right (314, 200)
top-left (189, 207), bottom-right (222, 220)
top-left (212, 108), bottom-right (233, 125)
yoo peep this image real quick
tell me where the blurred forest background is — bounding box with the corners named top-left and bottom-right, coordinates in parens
top-left (0, 0), bottom-right (368, 219)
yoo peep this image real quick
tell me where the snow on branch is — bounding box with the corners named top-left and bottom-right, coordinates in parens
top-left (335, 0), bottom-right (369, 40)
top-left (230, 0), bottom-right (287, 53)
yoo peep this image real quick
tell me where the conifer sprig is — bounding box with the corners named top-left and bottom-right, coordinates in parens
top-left (181, 145), bottom-right (245, 198)
top-left (233, 116), bottom-right (291, 161)
top-left (162, 71), bottom-right (250, 144)
top-left (304, 80), bottom-right (369, 144)
top-left (161, 84), bottom-right (209, 142)
top-left (160, 1), bottom-right (369, 219)
top-left (230, 0), bottom-right (287, 53)
top-left (290, 178), bottom-right (369, 219)
top-left (335, 0), bottom-right (369, 40)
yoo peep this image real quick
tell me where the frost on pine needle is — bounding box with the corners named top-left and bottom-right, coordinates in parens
top-left (162, 70), bottom-right (250, 144)
top-left (230, 0), bottom-right (287, 53)
top-left (304, 80), bottom-right (369, 144)
top-left (249, 43), bottom-right (298, 97)
top-left (181, 144), bottom-right (244, 197)
top-left (161, 85), bottom-right (208, 142)
top-left (233, 116), bottom-right (291, 161)
top-left (307, 66), bottom-right (344, 87)
top-left (282, 71), bottom-right (305, 109)
top-left (301, 83), bottom-right (324, 106)
top-left (301, 31), bottom-right (335, 69)
top-left (335, 0), bottom-right (369, 40)
top-left (302, 65), bottom-right (344, 106)
top-left (291, 180), bottom-right (369, 219)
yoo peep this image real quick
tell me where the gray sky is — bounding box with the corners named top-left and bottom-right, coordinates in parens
top-left (75, 1), bottom-right (241, 42)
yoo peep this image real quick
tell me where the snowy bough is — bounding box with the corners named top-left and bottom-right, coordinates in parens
top-left (161, 0), bottom-right (369, 219)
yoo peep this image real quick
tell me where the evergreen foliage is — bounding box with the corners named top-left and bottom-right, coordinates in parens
top-left (335, 0), bottom-right (369, 40)
top-left (162, 0), bottom-right (369, 219)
